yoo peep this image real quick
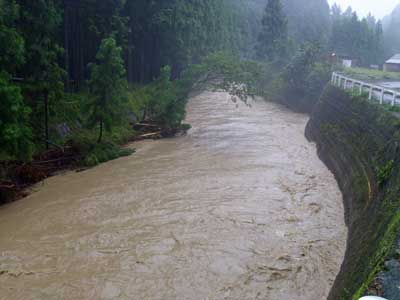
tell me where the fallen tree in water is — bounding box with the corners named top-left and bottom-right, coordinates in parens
top-left (131, 121), bottom-right (191, 141)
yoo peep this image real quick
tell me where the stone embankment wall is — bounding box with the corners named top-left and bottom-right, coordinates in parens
top-left (305, 85), bottom-right (400, 300)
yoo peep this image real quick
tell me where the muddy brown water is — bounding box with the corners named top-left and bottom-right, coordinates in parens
top-left (0, 91), bottom-right (347, 300)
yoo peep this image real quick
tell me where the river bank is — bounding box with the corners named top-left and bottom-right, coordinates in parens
top-left (306, 85), bottom-right (400, 299)
top-left (0, 120), bottom-right (191, 205)
top-left (0, 91), bottom-right (346, 300)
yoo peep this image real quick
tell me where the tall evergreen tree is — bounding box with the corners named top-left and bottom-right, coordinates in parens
top-left (329, 8), bottom-right (384, 66)
top-left (87, 37), bottom-right (128, 143)
top-left (0, 0), bottom-right (24, 74)
top-left (0, 0), bottom-right (33, 161)
top-left (256, 0), bottom-right (288, 61)
top-left (16, 0), bottom-right (65, 149)
top-left (374, 21), bottom-right (384, 64)
top-left (283, 0), bottom-right (330, 45)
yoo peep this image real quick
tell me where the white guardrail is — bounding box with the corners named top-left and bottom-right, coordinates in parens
top-left (332, 72), bottom-right (400, 106)
top-left (359, 297), bottom-right (388, 300)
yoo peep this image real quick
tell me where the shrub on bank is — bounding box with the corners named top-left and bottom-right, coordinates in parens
top-left (83, 142), bottom-right (134, 167)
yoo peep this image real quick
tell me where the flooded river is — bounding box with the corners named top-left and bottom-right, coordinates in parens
top-left (0, 92), bottom-right (346, 300)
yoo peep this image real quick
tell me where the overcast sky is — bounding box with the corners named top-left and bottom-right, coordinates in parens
top-left (328, 0), bottom-right (400, 19)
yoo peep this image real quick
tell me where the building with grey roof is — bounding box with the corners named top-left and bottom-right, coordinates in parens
top-left (384, 54), bottom-right (400, 72)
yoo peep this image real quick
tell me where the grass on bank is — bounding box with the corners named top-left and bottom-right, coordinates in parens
top-left (342, 67), bottom-right (400, 82)
top-left (66, 125), bottom-right (135, 167)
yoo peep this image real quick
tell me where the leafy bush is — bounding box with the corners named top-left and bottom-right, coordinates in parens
top-left (0, 74), bottom-right (34, 161)
top-left (272, 43), bottom-right (331, 111)
top-left (128, 65), bottom-right (193, 130)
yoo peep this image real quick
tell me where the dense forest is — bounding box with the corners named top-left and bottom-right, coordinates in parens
top-left (0, 0), bottom-right (239, 162)
top-left (0, 0), bottom-right (395, 198)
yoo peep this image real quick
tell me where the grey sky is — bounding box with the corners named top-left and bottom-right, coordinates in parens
top-left (328, 0), bottom-right (400, 19)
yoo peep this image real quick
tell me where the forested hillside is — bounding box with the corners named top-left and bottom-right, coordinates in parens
top-left (330, 5), bottom-right (384, 66)
top-left (2, 1), bottom-right (400, 299)
top-left (231, 0), bottom-right (331, 56)
top-left (0, 0), bottom-right (389, 201)
top-left (232, 0), bottom-right (384, 65)
top-left (65, 0), bottom-right (239, 86)
top-left (0, 0), bottom-right (239, 162)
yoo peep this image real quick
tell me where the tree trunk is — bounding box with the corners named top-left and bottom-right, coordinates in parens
top-left (44, 91), bottom-right (49, 150)
top-left (98, 119), bottom-right (103, 143)
top-left (64, 3), bottom-right (70, 91)
top-left (127, 26), bottom-right (134, 84)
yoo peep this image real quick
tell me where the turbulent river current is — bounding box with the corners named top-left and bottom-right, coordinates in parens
top-left (0, 91), bottom-right (347, 300)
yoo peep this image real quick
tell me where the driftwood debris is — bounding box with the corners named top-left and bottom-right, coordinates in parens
top-left (131, 120), bottom-right (164, 141)
top-left (135, 123), bottom-right (160, 128)
top-left (0, 147), bottom-right (80, 200)
top-left (130, 131), bottom-right (162, 141)
top-left (0, 181), bottom-right (15, 190)
top-left (138, 132), bottom-right (162, 138)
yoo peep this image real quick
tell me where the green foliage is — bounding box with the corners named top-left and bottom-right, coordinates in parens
top-left (86, 36), bottom-right (128, 143)
top-left (0, 74), bottom-right (33, 161)
top-left (329, 7), bottom-right (384, 66)
top-left (123, 0), bottom-right (239, 82)
top-left (67, 126), bottom-right (134, 167)
top-left (15, 0), bottom-right (65, 151)
top-left (0, 0), bottom-right (33, 161)
top-left (16, 0), bottom-right (64, 87)
top-left (231, 0), bottom-right (331, 58)
top-left (127, 85), bottom-right (150, 121)
top-left (255, 0), bottom-right (288, 61)
top-left (377, 160), bottom-right (395, 187)
top-left (284, 0), bottom-right (330, 45)
top-left (83, 143), bottom-right (134, 167)
top-left (310, 86), bottom-right (400, 300)
top-left (182, 49), bottom-right (329, 110)
top-left (184, 52), bottom-right (266, 103)
top-left (304, 62), bottom-right (331, 100)
top-left (275, 43), bottom-right (331, 110)
top-left (147, 66), bottom-right (186, 128)
top-left (342, 67), bottom-right (400, 82)
top-left (0, 0), bottom-right (24, 73)
top-left (283, 43), bottom-right (322, 91)
top-left (128, 65), bottom-right (193, 130)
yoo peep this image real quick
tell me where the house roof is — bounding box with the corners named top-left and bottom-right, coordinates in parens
top-left (385, 54), bottom-right (400, 64)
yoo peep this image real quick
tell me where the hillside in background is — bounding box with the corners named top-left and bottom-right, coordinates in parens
top-left (233, 0), bottom-right (330, 56)
top-left (383, 3), bottom-right (400, 59)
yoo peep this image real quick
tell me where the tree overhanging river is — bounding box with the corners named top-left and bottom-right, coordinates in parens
top-left (0, 91), bottom-right (347, 300)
